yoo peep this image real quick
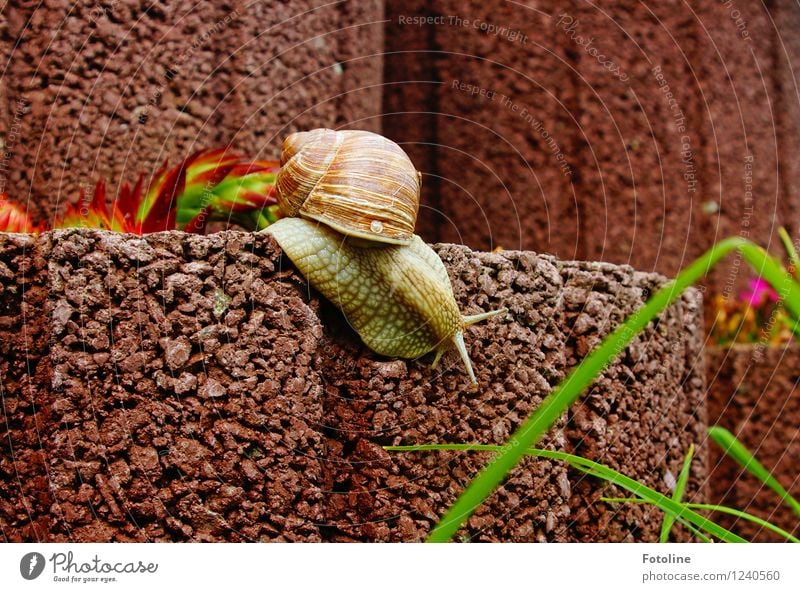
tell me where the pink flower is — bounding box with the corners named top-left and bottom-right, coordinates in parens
top-left (739, 278), bottom-right (779, 307)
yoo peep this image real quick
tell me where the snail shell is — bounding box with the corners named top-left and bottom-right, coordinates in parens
top-left (275, 129), bottom-right (421, 245)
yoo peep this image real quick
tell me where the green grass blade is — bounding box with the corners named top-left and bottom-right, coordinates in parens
top-left (601, 498), bottom-right (712, 543)
top-left (738, 241), bottom-right (800, 320)
top-left (779, 227), bottom-right (799, 280)
top-left (660, 444), bottom-right (695, 542)
top-left (708, 426), bottom-right (800, 518)
top-left (681, 523), bottom-right (713, 543)
top-left (602, 497), bottom-right (799, 543)
top-left (419, 237), bottom-right (800, 542)
top-left (790, 318), bottom-right (800, 342)
top-left (561, 459), bottom-right (743, 543)
top-left (690, 503), bottom-right (800, 543)
top-left (683, 524), bottom-right (713, 543)
top-left (386, 444), bottom-right (746, 542)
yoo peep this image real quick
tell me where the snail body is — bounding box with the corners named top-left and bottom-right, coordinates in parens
top-left (264, 128), bottom-right (505, 385)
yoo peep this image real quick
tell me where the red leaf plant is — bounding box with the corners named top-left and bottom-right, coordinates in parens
top-left (0, 149), bottom-right (281, 235)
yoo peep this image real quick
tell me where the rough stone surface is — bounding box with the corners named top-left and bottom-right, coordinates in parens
top-left (706, 345), bottom-right (800, 542)
top-left (4, 0), bottom-right (800, 289)
top-left (566, 2), bottom-right (705, 276)
top-left (383, 1), bottom-right (580, 255)
top-left (0, 232), bottom-right (52, 541)
top-left (1, 229), bottom-right (707, 541)
top-left (382, 0), bottom-right (441, 242)
top-left (319, 246), bottom-right (707, 542)
top-left (0, 1), bottom-right (385, 224)
top-left (4, 230), bottom-right (327, 542)
top-left (383, 1), bottom-right (800, 291)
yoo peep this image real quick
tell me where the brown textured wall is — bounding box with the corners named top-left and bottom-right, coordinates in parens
top-left (0, 1), bottom-right (385, 225)
top-left (773, 0), bottom-right (800, 235)
top-left (321, 247), bottom-right (708, 542)
top-left (0, 233), bottom-right (52, 541)
top-left (706, 345), bottom-right (800, 542)
top-left (0, 229), bottom-right (707, 541)
top-left (689, 1), bottom-right (785, 294)
top-left (567, 2), bottom-right (706, 275)
top-left (383, 0), bottom-right (800, 288)
top-left (4, 1), bottom-right (799, 281)
top-left (382, 0), bottom-right (440, 240)
top-left (384, 1), bottom-right (581, 255)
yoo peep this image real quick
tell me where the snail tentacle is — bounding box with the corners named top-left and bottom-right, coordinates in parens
top-left (431, 348), bottom-right (445, 369)
top-left (452, 331), bottom-right (477, 386)
top-left (463, 308), bottom-right (508, 326)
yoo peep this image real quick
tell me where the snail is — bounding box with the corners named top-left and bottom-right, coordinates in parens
top-left (264, 128), bottom-right (506, 385)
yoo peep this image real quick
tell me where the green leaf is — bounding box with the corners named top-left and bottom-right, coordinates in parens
top-left (708, 426), bottom-right (800, 518)
top-left (779, 227), bottom-right (799, 280)
top-left (660, 444), bottom-right (694, 543)
top-left (414, 237), bottom-right (800, 542)
top-left (386, 444), bottom-right (746, 543)
top-left (679, 522), bottom-right (713, 543)
top-left (603, 497), bottom-right (799, 543)
top-left (690, 503), bottom-right (799, 543)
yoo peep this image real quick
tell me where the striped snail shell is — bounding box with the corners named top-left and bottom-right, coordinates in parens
top-left (275, 128), bottom-right (422, 245)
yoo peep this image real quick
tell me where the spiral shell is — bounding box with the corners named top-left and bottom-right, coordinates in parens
top-left (275, 129), bottom-right (421, 245)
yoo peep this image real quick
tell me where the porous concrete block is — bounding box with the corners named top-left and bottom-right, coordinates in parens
top-left (0, 229), bottom-right (707, 541)
top-left (706, 344), bottom-right (800, 542)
